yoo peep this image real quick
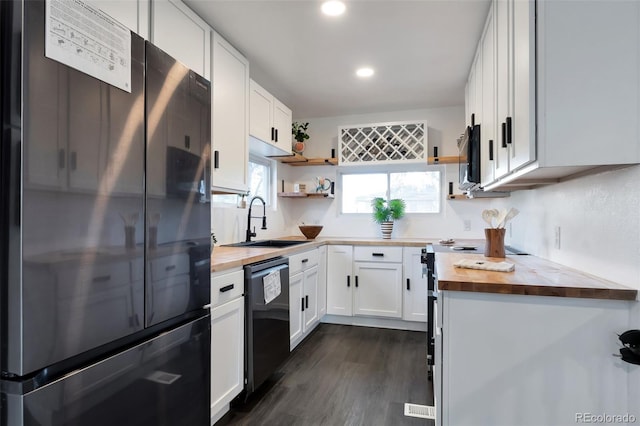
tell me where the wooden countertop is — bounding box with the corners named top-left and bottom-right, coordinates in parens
top-left (211, 236), bottom-right (486, 271)
top-left (435, 252), bottom-right (637, 301)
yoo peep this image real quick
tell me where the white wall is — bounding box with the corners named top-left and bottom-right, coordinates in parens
top-left (281, 106), bottom-right (496, 240)
top-left (497, 165), bottom-right (640, 290)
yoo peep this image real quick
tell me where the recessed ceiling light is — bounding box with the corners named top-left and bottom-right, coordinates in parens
top-left (356, 67), bottom-right (374, 78)
top-left (321, 1), bottom-right (346, 16)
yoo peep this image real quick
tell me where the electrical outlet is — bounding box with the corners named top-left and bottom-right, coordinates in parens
top-left (463, 220), bottom-right (471, 232)
top-left (554, 226), bottom-right (561, 249)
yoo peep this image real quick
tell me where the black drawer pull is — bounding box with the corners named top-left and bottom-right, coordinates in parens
top-left (506, 117), bottom-right (513, 144)
top-left (347, 275), bottom-right (350, 287)
top-left (489, 139), bottom-right (494, 161)
top-left (355, 276), bottom-right (359, 288)
top-left (301, 297), bottom-right (305, 312)
top-left (271, 127), bottom-right (275, 141)
top-left (305, 295), bottom-right (309, 309)
top-left (165, 265), bottom-right (176, 271)
top-left (214, 150), bottom-right (219, 169)
top-left (301, 258), bottom-right (309, 263)
top-left (372, 252), bottom-right (384, 257)
top-left (275, 128), bottom-right (279, 142)
top-left (220, 284), bottom-right (234, 293)
top-left (407, 278), bottom-right (410, 291)
top-left (501, 122), bottom-right (507, 148)
top-left (92, 275), bottom-right (111, 283)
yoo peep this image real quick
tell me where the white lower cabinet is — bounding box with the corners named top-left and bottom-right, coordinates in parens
top-left (438, 290), bottom-right (632, 426)
top-left (327, 245), bottom-right (404, 320)
top-left (402, 247), bottom-right (428, 322)
top-left (289, 248), bottom-right (321, 350)
top-left (353, 262), bottom-right (402, 318)
top-left (326, 245), bottom-right (353, 316)
top-left (317, 246), bottom-right (327, 318)
top-left (210, 269), bottom-right (244, 425)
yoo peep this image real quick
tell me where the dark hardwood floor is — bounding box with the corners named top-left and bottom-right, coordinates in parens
top-left (218, 324), bottom-right (434, 426)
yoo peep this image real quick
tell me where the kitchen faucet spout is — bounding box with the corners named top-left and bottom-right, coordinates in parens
top-left (246, 196), bottom-right (267, 242)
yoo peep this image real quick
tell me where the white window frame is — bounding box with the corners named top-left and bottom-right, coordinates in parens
top-left (248, 154), bottom-right (275, 208)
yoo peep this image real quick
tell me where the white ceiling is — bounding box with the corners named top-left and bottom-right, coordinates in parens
top-left (185, 0), bottom-right (491, 119)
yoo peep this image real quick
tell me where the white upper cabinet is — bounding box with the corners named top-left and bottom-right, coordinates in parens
top-left (151, 0), bottom-right (210, 79)
top-left (211, 31), bottom-right (249, 194)
top-left (480, 5), bottom-right (496, 187)
top-left (249, 79), bottom-right (292, 156)
top-left (86, 0), bottom-right (150, 39)
top-left (469, 0), bottom-right (640, 191)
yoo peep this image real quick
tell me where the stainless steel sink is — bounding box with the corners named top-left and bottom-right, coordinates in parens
top-left (222, 240), bottom-right (309, 248)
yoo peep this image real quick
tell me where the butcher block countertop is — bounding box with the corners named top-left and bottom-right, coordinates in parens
top-left (211, 236), bottom-right (452, 272)
top-left (436, 252), bottom-right (637, 301)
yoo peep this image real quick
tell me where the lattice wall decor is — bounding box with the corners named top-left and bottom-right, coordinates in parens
top-left (338, 121), bottom-right (427, 165)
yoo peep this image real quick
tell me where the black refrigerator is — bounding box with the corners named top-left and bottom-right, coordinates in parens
top-left (0, 1), bottom-right (211, 425)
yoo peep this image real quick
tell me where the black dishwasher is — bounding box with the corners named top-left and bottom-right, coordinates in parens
top-left (244, 257), bottom-right (290, 397)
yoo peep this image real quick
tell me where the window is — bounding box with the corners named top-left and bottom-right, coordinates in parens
top-left (211, 155), bottom-right (273, 205)
top-left (248, 155), bottom-right (272, 205)
top-left (341, 170), bottom-right (441, 214)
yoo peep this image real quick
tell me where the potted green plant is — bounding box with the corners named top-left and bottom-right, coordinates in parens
top-left (292, 122), bottom-right (309, 154)
top-left (371, 197), bottom-right (406, 239)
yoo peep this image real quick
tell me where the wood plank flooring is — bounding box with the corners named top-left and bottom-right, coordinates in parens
top-left (218, 324), bottom-right (434, 426)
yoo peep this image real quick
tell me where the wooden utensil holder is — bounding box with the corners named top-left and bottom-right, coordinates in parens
top-left (484, 228), bottom-right (506, 258)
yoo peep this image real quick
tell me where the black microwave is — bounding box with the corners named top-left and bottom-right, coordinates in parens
top-left (458, 124), bottom-right (481, 191)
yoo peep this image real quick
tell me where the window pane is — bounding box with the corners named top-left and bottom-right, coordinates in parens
top-left (342, 174), bottom-right (387, 213)
top-left (390, 171), bottom-right (440, 213)
top-left (249, 160), bottom-right (269, 203)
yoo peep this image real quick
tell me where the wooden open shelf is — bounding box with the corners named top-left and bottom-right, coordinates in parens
top-left (268, 153), bottom-right (338, 166)
top-left (278, 192), bottom-right (335, 199)
top-left (428, 156), bottom-right (459, 165)
top-left (447, 194), bottom-right (470, 200)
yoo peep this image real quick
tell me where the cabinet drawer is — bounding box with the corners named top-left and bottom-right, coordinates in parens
top-left (211, 269), bottom-right (244, 307)
top-left (150, 253), bottom-right (189, 282)
top-left (289, 249), bottom-right (319, 275)
top-left (353, 246), bottom-right (403, 263)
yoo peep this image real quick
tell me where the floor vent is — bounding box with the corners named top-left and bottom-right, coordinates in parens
top-left (404, 403), bottom-right (436, 419)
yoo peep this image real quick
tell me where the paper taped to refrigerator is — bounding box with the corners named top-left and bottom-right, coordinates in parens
top-left (45, 0), bottom-right (132, 92)
top-left (263, 270), bottom-right (281, 304)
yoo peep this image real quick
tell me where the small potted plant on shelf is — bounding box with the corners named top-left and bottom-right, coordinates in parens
top-left (292, 122), bottom-right (310, 154)
top-left (371, 197), bottom-right (406, 239)
top-left (211, 232), bottom-right (217, 251)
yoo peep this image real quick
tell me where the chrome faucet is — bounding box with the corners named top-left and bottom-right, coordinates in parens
top-left (246, 196), bottom-right (267, 242)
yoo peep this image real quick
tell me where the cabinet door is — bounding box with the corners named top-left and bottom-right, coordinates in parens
top-left (86, 0), bottom-right (149, 39)
top-left (510, 0), bottom-right (535, 172)
top-left (467, 66), bottom-right (476, 124)
top-left (212, 32), bottom-right (249, 193)
top-left (151, 0), bottom-right (210, 78)
top-left (480, 5), bottom-right (496, 187)
top-left (353, 262), bottom-right (402, 318)
top-left (317, 246), bottom-right (327, 318)
top-left (303, 266), bottom-right (319, 331)
top-left (326, 245), bottom-right (353, 317)
top-left (494, 0), bottom-right (511, 180)
top-left (272, 98), bottom-right (292, 153)
top-left (249, 79), bottom-right (274, 144)
top-left (289, 272), bottom-right (304, 350)
top-left (402, 248), bottom-right (428, 322)
top-left (211, 297), bottom-right (244, 417)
